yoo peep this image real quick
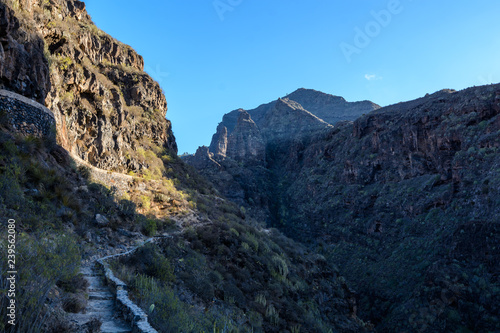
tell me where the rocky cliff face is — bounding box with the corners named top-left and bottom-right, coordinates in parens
top-left (190, 83), bottom-right (500, 332)
top-left (208, 123), bottom-right (228, 157)
top-left (199, 88), bottom-right (379, 165)
top-left (0, 0), bottom-right (176, 173)
top-left (286, 87), bottom-right (379, 124)
top-left (275, 85), bottom-right (500, 332)
top-left (0, 1), bottom-right (50, 102)
top-left (259, 97), bottom-right (333, 142)
top-left (226, 110), bottom-right (265, 162)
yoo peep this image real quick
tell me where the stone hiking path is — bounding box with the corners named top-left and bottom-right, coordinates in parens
top-left (69, 237), bottom-right (160, 333)
top-left (70, 263), bottom-right (132, 333)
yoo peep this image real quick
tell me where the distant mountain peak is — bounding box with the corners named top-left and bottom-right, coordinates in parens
top-left (286, 88), bottom-right (347, 103)
top-left (276, 97), bottom-right (307, 111)
top-left (198, 88), bottom-right (379, 165)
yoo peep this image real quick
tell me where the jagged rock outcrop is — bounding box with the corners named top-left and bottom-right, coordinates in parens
top-left (208, 123), bottom-right (228, 157)
top-left (286, 88), bottom-right (379, 124)
top-left (0, 2), bottom-right (50, 102)
top-left (188, 146), bottom-right (221, 170)
top-left (0, 0), bottom-right (176, 173)
top-left (201, 88), bottom-right (379, 163)
top-left (226, 110), bottom-right (265, 162)
top-left (196, 88), bottom-right (379, 161)
top-left (200, 88), bottom-right (378, 162)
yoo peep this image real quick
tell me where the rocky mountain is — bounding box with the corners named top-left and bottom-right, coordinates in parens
top-left (184, 88), bottom-right (380, 221)
top-left (268, 85), bottom-right (500, 331)
top-left (0, 1), bottom-right (369, 332)
top-left (206, 88), bottom-right (379, 160)
top-left (284, 88), bottom-right (380, 125)
top-left (186, 85), bottom-right (500, 332)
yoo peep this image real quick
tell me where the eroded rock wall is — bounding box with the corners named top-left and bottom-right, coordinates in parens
top-left (0, 0), bottom-right (177, 173)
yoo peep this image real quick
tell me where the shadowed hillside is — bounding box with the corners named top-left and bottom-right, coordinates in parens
top-left (187, 85), bottom-right (500, 332)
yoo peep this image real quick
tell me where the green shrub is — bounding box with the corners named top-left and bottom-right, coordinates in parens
top-left (57, 273), bottom-right (88, 293)
top-left (0, 232), bottom-right (81, 332)
top-left (21, 135), bottom-right (43, 154)
top-left (249, 310), bottom-right (263, 329)
top-left (58, 56), bottom-right (73, 70)
top-left (153, 193), bottom-right (169, 203)
top-left (118, 199), bottom-right (136, 219)
top-left (77, 165), bottom-right (91, 179)
top-left (270, 255), bottom-right (289, 280)
top-left (137, 147), bottom-right (146, 158)
top-left (131, 274), bottom-right (204, 332)
top-left (136, 243), bottom-right (175, 283)
top-left (62, 293), bottom-right (87, 313)
top-left (143, 218), bottom-right (157, 236)
top-left (140, 195), bottom-right (151, 210)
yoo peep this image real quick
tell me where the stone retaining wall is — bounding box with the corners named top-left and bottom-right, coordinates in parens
top-left (0, 89), bottom-right (55, 137)
top-left (97, 238), bottom-right (159, 333)
top-left (71, 153), bottom-right (135, 198)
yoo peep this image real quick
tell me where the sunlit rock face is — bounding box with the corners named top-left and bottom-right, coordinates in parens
top-left (0, 0), bottom-right (177, 172)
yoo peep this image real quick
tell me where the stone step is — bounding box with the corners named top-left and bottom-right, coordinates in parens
top-left (80, 266), bottom-right (92, 276)
top-left (88, 285), bottom-right (110, 290)
top-left (86, 275), bottom-right (104, 285)
top-left (100, 320), bottom-right (133, 333)
top-left (88, 289), bottom-right (113, 295)
top-left (87, 300), bottom-right (115, 312)
top-left (89, 291), bottom-right (114, 301)
top-left (70, 317), bottom-right (132, 333)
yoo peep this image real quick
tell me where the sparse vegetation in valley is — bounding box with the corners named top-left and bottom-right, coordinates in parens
top-left (1, 0), bottom-right (499, 332)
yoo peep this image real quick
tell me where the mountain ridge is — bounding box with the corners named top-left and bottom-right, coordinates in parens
top-left (186, 82), bottom-right (500, 332)
top-left (189, 87), bottom-right (380, 166)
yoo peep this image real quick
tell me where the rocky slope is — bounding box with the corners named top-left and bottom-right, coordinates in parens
top-left (188, 84), bottom-right (500, 332)
top-left (274, 85), bottom-right (500, 331)
top-left (0, 1), bottom-right (368, 332)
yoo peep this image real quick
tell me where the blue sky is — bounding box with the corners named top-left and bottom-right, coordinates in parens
top-left (84, 0), bottom-right (500, 154)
